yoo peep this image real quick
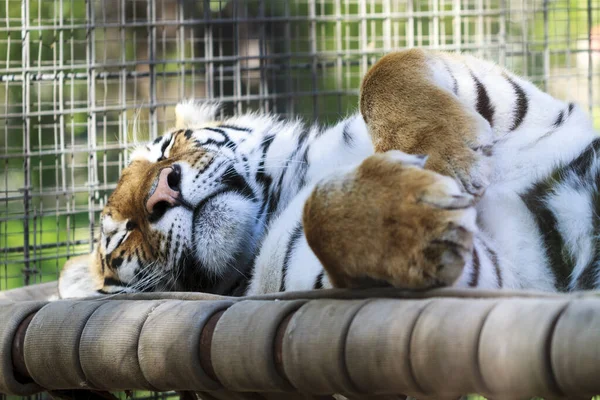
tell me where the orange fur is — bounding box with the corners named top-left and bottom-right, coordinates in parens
top-left (304, 49), bottom-right (487, 289)
top-left (303, 152), bottom-right (475, 289)
top-left (360, 49), bottom-right (487, 194)
top-left (59, 128), bottom-right (213, 295)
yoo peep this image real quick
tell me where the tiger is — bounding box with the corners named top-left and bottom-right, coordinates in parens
top-left (58, 48), bottom-right (600, 299)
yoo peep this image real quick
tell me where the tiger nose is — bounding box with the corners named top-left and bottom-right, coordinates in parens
top-left (146, 165), bottom-right (182, 214)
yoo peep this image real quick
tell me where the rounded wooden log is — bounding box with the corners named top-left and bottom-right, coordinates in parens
top-left (79, 300), bottom-right (165, 391)
top-left (551, 299), bottom-right (600, 397)
top-left (138, 300), bottom-right (233, 391)
top-left (478, 299), bottom-right (569, 399)
top-left (0, 301), bottom-right (46, 396)
top-left (1, 286), bottom-right (600, 398)
top-left (281, 299), bottom-right (368, 395)
top-left (211, 300), bottom-right (306, 392)
top-left (12, 313), bottom-right (34, 382)
top-left (345, 299), bottom-right (431, 397)
top-left (23, 300), bottom-right (106, 390)
top-left (410, 299), bottom-right (495, 397)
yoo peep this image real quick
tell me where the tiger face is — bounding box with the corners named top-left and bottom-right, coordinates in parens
top-left (59, 102), bottom-right (269, 297)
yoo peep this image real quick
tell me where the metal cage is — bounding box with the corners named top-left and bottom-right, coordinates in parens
top-left (0, 0), bottom-right (599, 291)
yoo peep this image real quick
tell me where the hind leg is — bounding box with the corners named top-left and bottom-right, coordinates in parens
top-left (360, 49), bottom-right (493, 197)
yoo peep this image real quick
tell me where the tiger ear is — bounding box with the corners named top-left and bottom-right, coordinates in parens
top-left (58, 253), bottom-right (103, 299)
top-left (175, 100), bottom-right (221, 128)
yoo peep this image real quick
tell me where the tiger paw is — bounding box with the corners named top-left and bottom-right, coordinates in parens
top-left (452, 146), bottom-right (492, 198)
top-left (430, 112), bottom-right (494, 199)
top-left (303, 150), bottom-right (476, 289)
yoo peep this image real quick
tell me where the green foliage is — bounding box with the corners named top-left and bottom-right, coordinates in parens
top-left (1, 213), bottom-right (92, 290)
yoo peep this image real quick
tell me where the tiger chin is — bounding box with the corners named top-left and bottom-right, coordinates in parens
top-left (59, 48), bottom-right (600, 299)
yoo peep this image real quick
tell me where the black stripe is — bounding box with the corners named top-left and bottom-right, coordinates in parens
top-left (567, 137), bottom-right (600, 178)
top-left (153, 135), bottom-right (163, 144)
top-left (134, 249), bottom-right (144, 270)
top-left (515, 139), bottom-right (600, 292)
top-left (505, 75), bottom-right (528, 131)
top-left (442, 60), bottom-right (459, 95)
top-left (203, 127), bottom-right (227, 135)
top-left (576, 189), bottom-right (600, 289)
top-left (482, 241), bottom-right (502, 288)
top-left (471, 72), bottom-right (495, 127)
top-left (553, 110), bottom-right (565, 128)
top-left (202, 127), bottom-right (235, 149)
top-left (221, 166), bottom-right (255, 200)
top-left (267, 172), bottom-right (285, 216)
top-left (295, 127), bottom-right (311, 152)
top-left (158, 136), bottom-right (172, 160)
top-left (314, 271), bottom-right (325, 289)
top-left (468, 246), bottom-right (480, 287)
top-left (138, 246), bottom-right (148, 261)
top-left (195, 138), bottom-right (225, 148)
top-left (218, 124), bottom-right (252, 132)
top-left (259, 134), bottom-right (275, 156)
top-left (111, 257), bottom-right (124, 269)
top-left (521, 184), bottom-right (572, 291)
top-left (108, 231), bottom-right (129, 257)
top-left (296, 144), bottom-right (311, 191)
top-left (568, 102), bottom-right (575, 115)
top-left (265, 126), bottom-right (308, 216)
top-left (342, 120), bottom-right (354, 147)
top-left (576, 253), bottom-right (599, 289)
top-left (490, 249), bottom-right (502, 288)
top-left (255, 135), bottom-right (275, 222)
top-left (279, 222), bottom-right (304, 292)
top-left (288, 127), bottom-right (311, 191)
top-left (164, 226), bottom-right (174, 261)
top-left (104, 277), bottom-right (126, 287)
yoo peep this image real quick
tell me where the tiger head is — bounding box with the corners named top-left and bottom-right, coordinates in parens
top-left (59, 102), bottom-right (272, 298)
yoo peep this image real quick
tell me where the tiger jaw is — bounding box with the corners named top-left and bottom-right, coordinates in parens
top-left (143, 164), bottom-right (260, 285)
top-left (191, 191), bottom-right (262, 275)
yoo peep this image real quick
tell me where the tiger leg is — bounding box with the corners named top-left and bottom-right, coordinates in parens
top-left (360, 48), bottom-right (493, 197)
top-left (303, 151), bottom-right (477, 289)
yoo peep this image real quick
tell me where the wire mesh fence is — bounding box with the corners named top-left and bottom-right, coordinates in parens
top-left (0, 0), bottom-right (599, 292)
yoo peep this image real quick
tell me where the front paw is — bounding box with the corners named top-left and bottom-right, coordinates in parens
top-left (421, 222), bottom-right (474, 287)
top-left (303, 151), bottom-right (477, 290)
top-left (454, 148), bottom-right (492, 198)
top-left (430, 112), bottom-right (494, 198)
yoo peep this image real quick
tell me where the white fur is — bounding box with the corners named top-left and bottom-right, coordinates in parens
top-left (100, 215), bottom-right (130, 255)
top-left (547, 185), bottom-right (594, 289)
top-left (193, 192), bottom-right (261, 275)
top-left (59, 256), bottom-right (102, 298)
top-left (175, 100), bottom-right (221, 128)
top-left (248, 185), bottom-right (316, 295)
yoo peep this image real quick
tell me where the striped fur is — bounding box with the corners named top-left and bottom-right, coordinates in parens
top-left (59, 50), bottom-right (600, 298)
